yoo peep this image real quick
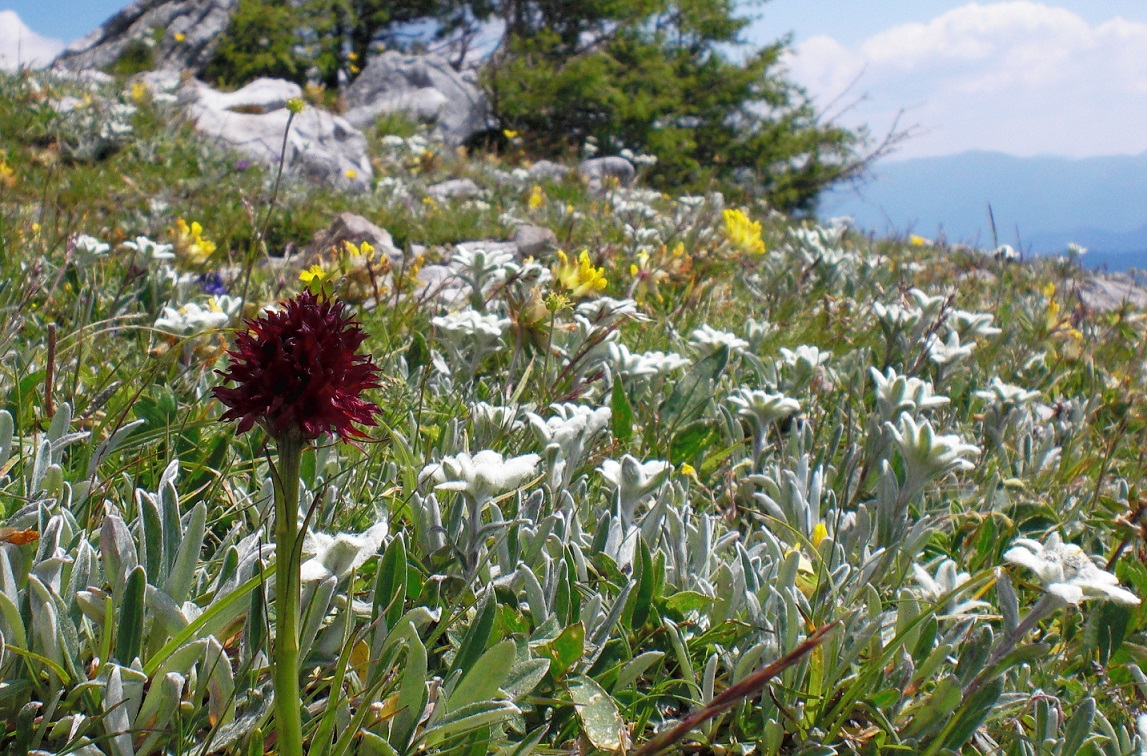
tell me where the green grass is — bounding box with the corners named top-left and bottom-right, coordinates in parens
top-left (1, 68), bottom-right (1146, 755)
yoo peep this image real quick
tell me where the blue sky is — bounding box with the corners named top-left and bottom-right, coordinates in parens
top-left (3, 1), bottom-right (1146, 159)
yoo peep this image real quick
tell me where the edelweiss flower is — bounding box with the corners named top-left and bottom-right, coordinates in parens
top-left (870, 367), bottom-right (949, 421)
top-left (158, 295), bottom-right (242, 335)
top-left (912, 558), bottom-right (990, 618)
top-left (212, 291), bottom-right (381, 441)
top-left (421, 450), bottom-right (540, 502)
top-left (925, 331), bottom-right (975, 366)
top-left (727, 388), bottom-right (800, 430)
top-left (599, 455), bottom-right (671, 524)
top-left (887, 414), bottom-right (978, 494)
top-left (70, 234), bottom-right (111, 265)
top-left (690, 324), bottom-right (748, 354)
top-left (122, 235), bottom-right (175, 261)
top-left (300, 521), bottom-right (389, 582)
top-left (974, 377), bottom-right (1040, 408)
top-left (1004, 533), bottom-right (1140, 606)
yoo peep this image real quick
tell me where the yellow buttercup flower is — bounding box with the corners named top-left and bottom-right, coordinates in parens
top-left (173, 31), bottom-right (186, 42)
top-left (503, 129), bottom-right (519, 139)
top-left (553, 250), bottom-right (608, 298)
top-left (299, 264), bottom-right (328, 283)
top-left (526, 185), bottom-right (544, 210)
top-left (909, 234), bottom-right (930, 247)
top-left (722, 208), bottom-right (766, 255)
top-left (130, 81), bottom-right (148, 103)
top-left (0, 160), bottom-right (15, 190)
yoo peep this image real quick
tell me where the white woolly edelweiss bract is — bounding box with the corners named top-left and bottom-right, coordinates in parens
top-left (122, 235), bottom-right (175, 261)
top-left (871, 367), bottom-right (949, 421)
top-left (912, 558), bottom-right (990, 619)
top-left (300, 521), bottom-right (389, 583)
top-left (421, 450), bottom-right (540, 502)
top-left (154, 295), bottom-right (242, 335)
top-left (887, 414), bottom-right (978, 495)
top-left (727, 388), bottom-right (800, 430)
top-left (690, 324), bottom-right (748, 354)
top-left (606, 343), bottom-right (690, 380)
top-left (431, 310), bottom-right (511, 340)
top-left (70, 234), bottom-right (112, 265)
top-left (599, 455), bottom-right (671, 525)
top-left (1004, 533), bottom-right (1140, 606)
top-left (974, 377), bottom-right (1041, 408)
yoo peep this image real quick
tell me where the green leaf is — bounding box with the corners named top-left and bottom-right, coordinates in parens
top-left (568, 675), bottom-right (624, 752)
top-left (659, 345), bottom-right (728, 433)
top-left (903, 675), bottom-right (960, 739)
top-left (450, 594), bottom-right (497, 680)
top-left (503, 657), bottom-right (550, 700)
top-left (541, 621), bottom-right (585, 679)
top-left (1061, 697), bottom-right (1096, 755)
top-left (116, 565), bottom-right (146, 664)
top-left (662, 591), bottom-right (713, 617)
top-left (373, 534), bottom-right (408, 634)
top-left (391, 624), bottom-right (429, 752)
top-left (406, 332), bottom-right (429, 372)
top-left (628, 537), bottom-right (656, 630)
top-left (419, 700), bottom-right (520, 745)
top-left (448, 640), bottom-right (516, 711)
top-left (939, 677), bottom-right (1003, 751)
top-left (669, 420), bottom-right (717, 465)
top-left (611, 378), bottom-right (634, 443)
top-left (165, 501), bottom-right (206, 605)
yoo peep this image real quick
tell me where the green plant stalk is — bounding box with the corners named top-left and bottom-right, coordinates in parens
top-left (273, 429), bottom-right (304, 756)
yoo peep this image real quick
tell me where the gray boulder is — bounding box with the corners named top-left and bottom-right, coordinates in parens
top-left (1075, 273), bottom-right (1147, 312)
top-left (513, 225), bottom-right (558, 257)
top-left (578, 156), bottom-right (636, 190)
top-left (304, 213), bottom-right (404, 268)
top-left (426, 178), bottom-right (481, 203)
top-left (528, 160), bottom-right (570, 182)
top-left (343, 52), bottom-right (493, 146)
top-left (54, 0), bottom-right (236, 74)
top-left (182, 78), bottom-right (372, 192)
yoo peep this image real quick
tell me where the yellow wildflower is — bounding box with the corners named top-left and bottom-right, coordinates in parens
top-left (503, 129), bottom-right (519, 139)
top-left (909, 234), bottom-right (930, 247)
top-left (173, 218), bottom-right (217, 265)
top-left (526, 185), bottom-right (544, 210)
top-left (345, 169), bottom-right (358, 180)
top-left (130, 81), bottom-right (148, 104)
top-left (173, 31), bottom-right (186, 42)
top-left (722, 208), bottom-right (766, 255)
top-left (0, 160), bottom-right (15, 190)
top-left (553, 250), bottom-right (608, 298)
top-left (811, 522), bottom-right (828, 548)
top-left (286, 98), bottom-right (305, 115)
top-left (299, 264), bottom-right (328, 283)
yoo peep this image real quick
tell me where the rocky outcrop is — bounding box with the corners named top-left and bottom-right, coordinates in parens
top-left (181, 78), bottom-right (372, 192)
top-left (578, 156), bottom-right (636, 191)
top-left (1074, 273), bottom-right (1147, 312)
top-left (342, 52), bottom-right (493, 146)
top-left (303, 213), bottom-right (404, 268)
top-left (53, 0), bottom-right (236, 75)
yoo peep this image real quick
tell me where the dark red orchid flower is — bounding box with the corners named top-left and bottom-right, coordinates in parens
top-left (212, 291), bottom-right (381, 442)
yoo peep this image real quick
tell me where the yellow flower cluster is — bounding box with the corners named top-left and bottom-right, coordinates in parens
top-left (526, 185), bottom-right (544, 210)
top-left (173, 218), bottom-right (216, 265)
top-left (0, 159), bottom-right (15, 190)
top-left (553, 250), bottom-right (608, 298)
top-left (722, 208), bottom-right (766, 255)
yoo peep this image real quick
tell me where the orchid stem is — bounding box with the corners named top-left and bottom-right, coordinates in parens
top-left (273, 430), bottom-right (305, 756)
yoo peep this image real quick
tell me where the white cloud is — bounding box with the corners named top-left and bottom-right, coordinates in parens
top-left (784, 2), bottom-right (1147, 157)
top-left (0, 10), bottom-right (65, 72)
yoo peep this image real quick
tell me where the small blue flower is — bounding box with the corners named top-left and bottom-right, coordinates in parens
top-left (199, 272), bottom-right (227, 295)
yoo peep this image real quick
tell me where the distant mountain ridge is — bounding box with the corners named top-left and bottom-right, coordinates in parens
top-left (821, 150), bottom-right (1147, 270)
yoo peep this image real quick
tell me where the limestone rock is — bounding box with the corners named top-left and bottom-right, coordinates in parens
top-left (181, 78), bottom-right (372, 192)
top-left (1075, 273), bottom-right (1147, 313)
top-left (343, 52), bottom-right (493, 146)
top-left (578, 156), bottom-right (636, 191)
top-left (528, 160), bottom-right (570, 182)
top-left (304, 213), bottom-right (404, 268)
top-left (54, 0), bottom-right (237, 75)
top-left (513, 225), bottom-right (557, 257)
top-left (427, 178), bottom-right (481, 203)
